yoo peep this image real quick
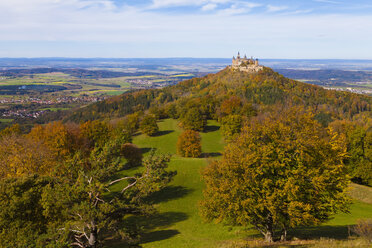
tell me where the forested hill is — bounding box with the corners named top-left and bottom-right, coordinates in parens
top-left (66, 67), bottom-right (372, 123)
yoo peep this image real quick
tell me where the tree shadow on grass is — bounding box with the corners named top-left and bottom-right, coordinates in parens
top-left (244, 225), bottom-right (351, 246)
top-left (152, 130), bottom-right (174, 137)
top-left (289, 225), bottom-right (351, 240)
top-left (145, 185), bottom-right (194, 204)
top-left (141, 147), bottom-right (155, 155)
top-left (202, 152), bottom-right (222, 158)
top-left (122, 211), bottom-right (188, 244)
top-left (204, 125), bottom-right (220, 133)
top-left (141, 230), bottom-right (180, 244)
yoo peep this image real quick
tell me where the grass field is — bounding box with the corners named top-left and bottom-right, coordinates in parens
top-left (108, 118), bottom-right (372, 248)
top-left (0, 118), bottom-right (13, 123)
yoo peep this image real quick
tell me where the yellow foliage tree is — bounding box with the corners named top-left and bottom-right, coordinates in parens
top-left (200, 108), bottom-right (350, 242)
top-left (0, 135), bottom-right (56, 178)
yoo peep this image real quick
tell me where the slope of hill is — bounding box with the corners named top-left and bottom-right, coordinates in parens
top-left (66, 67), bottom-right (372, 123)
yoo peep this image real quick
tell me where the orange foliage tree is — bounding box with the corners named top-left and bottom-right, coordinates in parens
top-left (177, 130), bottom-right (202, 158)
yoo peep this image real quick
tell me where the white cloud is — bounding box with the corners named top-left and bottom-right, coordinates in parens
top-left (267, 5), bottom-right (288, 12)
top-left (216, 2), bottom-right (261, 16)
top-left (202, 3), bottom-right (218, 11)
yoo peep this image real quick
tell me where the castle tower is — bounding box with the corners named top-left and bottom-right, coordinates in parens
top-left (255, 59), bottom-right (259, 66)
top-left (237, 52), bottom-right (240, 59)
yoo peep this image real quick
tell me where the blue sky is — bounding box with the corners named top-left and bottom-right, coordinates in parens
top-left (1, 0), bottom-right (372, 59)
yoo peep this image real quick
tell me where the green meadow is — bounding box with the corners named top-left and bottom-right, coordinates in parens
top-left (108, 118), bottom-right (372, 248)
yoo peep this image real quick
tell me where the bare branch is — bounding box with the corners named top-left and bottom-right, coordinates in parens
top-left (71, 242), bottom-right (84, 248)
top-left (121, 180), bottom-right (138, 193)
top-left (108, 176), bottom-right (137, 186)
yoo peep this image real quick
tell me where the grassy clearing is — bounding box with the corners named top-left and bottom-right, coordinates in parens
top-left (108, 118), bottom-right (372, 248)
top-left (349, 183), bottom-right (372, 204)
top-left (0, 118), bottom-right (13, 123)
top-left (38, 107), bottom-right (70, 111)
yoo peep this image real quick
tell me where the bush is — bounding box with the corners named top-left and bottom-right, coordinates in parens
top-left (177, 130), bottom-right (202, 158)
top-left (351, 219), bottom-right (372, 243)
top-left (120, 143), bottom-right (143, 167)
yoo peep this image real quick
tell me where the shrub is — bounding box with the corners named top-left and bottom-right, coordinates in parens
top-left (351, 219), bottom-right (372, 243)
top-left (177, 130), bottom-right (202, 158)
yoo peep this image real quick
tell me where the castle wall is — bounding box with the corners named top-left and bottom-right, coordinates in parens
top-left (231, 55), bottom-right (263, 73)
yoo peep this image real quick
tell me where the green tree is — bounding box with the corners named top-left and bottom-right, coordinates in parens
top-left (180, 108), bottom-right (206, 131)
top-left (139, 114), bottom-right (159, 136)
top-left (0, 153), bottom-right (175, 248)
top-left (121, 143), bottom-right (143, 167)
top-left (177, 130), bottom-right (202, 158)
top-left (42, 153), bottom-right (175, 247)
top-left (220, 114), bottom-right (242, 142)
top-left (200, 109), bottom-right (350, 242)
top-left (0, 175), bottom-right (53, 248)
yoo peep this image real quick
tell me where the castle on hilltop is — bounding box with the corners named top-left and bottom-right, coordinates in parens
top-left (231, 52), bottom-right (263, 73)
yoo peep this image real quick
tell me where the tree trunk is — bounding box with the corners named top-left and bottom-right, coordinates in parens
top-left (280, 228), bottom-right (287, 241)
top-left (88, 221), bottom-right (98, 248)
top-left (264, 231), bottom-right (273, 243)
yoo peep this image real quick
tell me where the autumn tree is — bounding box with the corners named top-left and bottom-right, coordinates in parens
top-left (80, 120), bottom-right (111, 149)
top-left (0, 123), bottom-right (21, 137)
top-left (27, 121), bottom-right (70, 158)
top-left (0, 135), bottom-right (56, 179)
top-left (177, 130), bottom-right (202, 158)
top-left (329, 119), bottom-right (372, 185)
top-left (219, 96), bottom-right (242, 116)
top-left (200, 109), bottom-right (350, 242)
top-left (139, 114), bottom-right (159, 136)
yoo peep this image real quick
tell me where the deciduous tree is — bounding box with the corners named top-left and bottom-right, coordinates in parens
top-left (177, 130), bottom-right (202, 158)
top-left (180, 108), bottom-right (206, 131)
top-left (200, 109), bottom-right (350, 242)
top-left (139, 114), bottom-right (159, 136)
